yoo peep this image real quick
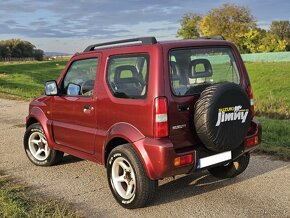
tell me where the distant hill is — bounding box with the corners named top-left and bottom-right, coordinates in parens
top-left (45, 52), bottom-right (71, 56)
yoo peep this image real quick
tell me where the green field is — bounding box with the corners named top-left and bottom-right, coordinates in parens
top-left (256, 117), bottom-right (290, 160)
top-left (0, 60), bottom-right (289, 160)
top-left (246, 62), bottom-right (290, 119)
top-left (0, 60), bottom-right (67, 99)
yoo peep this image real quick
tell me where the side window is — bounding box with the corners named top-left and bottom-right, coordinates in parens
top-left (62, 58), bottom-right (98, 96)
top-left (107, 54), bottom-right (149, 99)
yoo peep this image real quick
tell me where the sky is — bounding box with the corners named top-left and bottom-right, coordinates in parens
top-left (1, 0), bottom-right (290, 54)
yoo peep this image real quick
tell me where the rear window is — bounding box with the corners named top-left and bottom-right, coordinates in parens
top-left (169, 47), bottom-right (240, 96)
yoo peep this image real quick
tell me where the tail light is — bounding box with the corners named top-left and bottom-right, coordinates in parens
top-left (174, 154), bottom-right (193, 166)
top-left (248, 85), bottom-right (255, 118)
top-left (153, 97), bottom-right (168, 138)
top-left (246, 136), bottom-right (260, 148)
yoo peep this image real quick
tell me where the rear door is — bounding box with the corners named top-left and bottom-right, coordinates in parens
top-left (51, 55), bottom-right (100, 154)
top-left (166, 46), bottom-right (241, 150)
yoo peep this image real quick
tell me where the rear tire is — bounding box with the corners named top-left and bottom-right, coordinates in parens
top-left (24, 123), bottom-right (64, 166)
top-left (208, 154), bottom-right (250, 179)
top-left (107, 144), bottom-right (157, 209)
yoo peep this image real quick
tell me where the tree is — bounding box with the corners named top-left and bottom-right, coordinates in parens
top-left (270, 20), bottom-right (290, 50)
top-left (199, 4), bottom-right (256, 51)
top-left (34, 49), bottom-right (44, 61)
top-left (177, 4), bottom-right (289, 53)
top-left (177, 13), bottom-right (202, 39)
top-left (240, 29), bottom-right (287, 53)
top-left (240, 29), bottom-right (263, 53)
top-left (270, 21), bottom-right (290, 40)
top-left (0, 42), bottom-right (12, 57)
top-left (18, 41), bottom-right (35, 57)
top-left (0, 39), bottom-right (44, 60)
top-left (258, 33), bottom-right (287, 52)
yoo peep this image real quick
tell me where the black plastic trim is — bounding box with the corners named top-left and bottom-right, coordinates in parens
top-left (196, 36), bottom-right (225, 40)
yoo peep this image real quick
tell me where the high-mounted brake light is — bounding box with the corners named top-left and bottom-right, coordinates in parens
top-left (248, 85), bottom-right (255, 118)
top-left (153, 97), bottom-right (168, 138)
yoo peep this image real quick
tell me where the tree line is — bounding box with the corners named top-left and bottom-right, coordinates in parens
top-left (0, 39), bottom-right (44, 61)
top-left (177, 4), bottom-right (290, 53)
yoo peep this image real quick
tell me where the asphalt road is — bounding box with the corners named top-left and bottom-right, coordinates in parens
top-left (0, 98), bottom-right (289, 218)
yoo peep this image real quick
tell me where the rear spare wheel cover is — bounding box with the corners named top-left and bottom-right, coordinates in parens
top-left (194, 83), bottom-right (251, 152)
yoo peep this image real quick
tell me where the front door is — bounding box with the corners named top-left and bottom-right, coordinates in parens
top-left (51, 56), bottom-right (100, 154)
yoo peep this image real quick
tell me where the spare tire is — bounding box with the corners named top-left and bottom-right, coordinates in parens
top-left (194, 83), bottom-right (251, 152)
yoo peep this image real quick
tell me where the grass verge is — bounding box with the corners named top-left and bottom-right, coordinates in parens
top-left (245, 62), bottom-right (290, 119)
top-left (255, 117), bottom-right (290, 161)
top-left (0, 60), bottom-right (67, 100)
top-left (0, 171), bottom-right (82, 218)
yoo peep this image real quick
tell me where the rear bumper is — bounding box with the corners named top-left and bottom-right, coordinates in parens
top-left (133, 137), bottom-right (195, 180)
top-left (134, 118), bottom-right (262, 180)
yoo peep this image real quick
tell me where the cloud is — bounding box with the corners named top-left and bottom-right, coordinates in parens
top-left (4, 20), bottom-right (18, 25)
top-left (0, 24), bottom-right (11, 34)
top-left (0, 0), bottom-right (45, 13)
top-left (148, 26), bottom-right (178, 33)
top-left (0, 0), bottom-right (187, 39)
top-left (1, 0), bottom-right (290, 53)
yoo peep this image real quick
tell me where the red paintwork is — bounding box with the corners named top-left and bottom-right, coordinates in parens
top-left (26, 39), bottom-right (262, 180)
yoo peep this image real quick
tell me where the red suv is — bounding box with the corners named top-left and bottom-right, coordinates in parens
top-left (24, 37), bottom-right (262, 209)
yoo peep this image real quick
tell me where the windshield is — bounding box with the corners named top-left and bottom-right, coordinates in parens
top-left (169, 47), bottom-right (240, 96)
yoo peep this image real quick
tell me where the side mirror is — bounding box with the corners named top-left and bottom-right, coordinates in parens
top-left (45, 80), bottom-right (58, 96)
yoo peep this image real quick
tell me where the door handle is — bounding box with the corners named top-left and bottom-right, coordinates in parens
top-left (177, 104), bottom-right (189, 112)
top-left (83, 105), bottom-right (94, 112)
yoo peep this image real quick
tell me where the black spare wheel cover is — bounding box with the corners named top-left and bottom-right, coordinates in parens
top-left (194, 82), bottom-right (251, 152)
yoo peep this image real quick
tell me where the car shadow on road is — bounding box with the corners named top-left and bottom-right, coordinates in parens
top-left (60, 155), bottom-right (84, 165)
top-left (153, 155), bottom-right (289, 206)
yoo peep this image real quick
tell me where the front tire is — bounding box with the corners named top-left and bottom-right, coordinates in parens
top-left (107, 144), bottom-right (157, 209)
top-left (208, 154), bottom-right (250, 179)
top-left (24, 123), bottom-right (64, 166)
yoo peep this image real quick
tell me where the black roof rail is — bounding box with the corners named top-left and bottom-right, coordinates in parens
top-left (84, 37), bottom-right (157, 52)
top-left (197, 36), bottom-right (225, 40)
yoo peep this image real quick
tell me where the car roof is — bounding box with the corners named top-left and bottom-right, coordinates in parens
top-left (74, 37), bottom-right (235, 57)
